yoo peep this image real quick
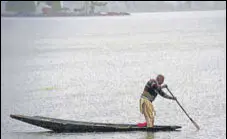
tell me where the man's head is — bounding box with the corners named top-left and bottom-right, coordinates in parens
top-left (156, 74), bottom-right (164, 85)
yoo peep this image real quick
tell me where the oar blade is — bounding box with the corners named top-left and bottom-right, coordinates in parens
top-left (191, 119), bottom-right (200, 130)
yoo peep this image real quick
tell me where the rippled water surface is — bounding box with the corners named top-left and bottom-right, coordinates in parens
top-left (1, 10), bottom-right (226, 139)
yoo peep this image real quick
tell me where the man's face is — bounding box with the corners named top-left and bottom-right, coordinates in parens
top-left (157, 76), bottom-right (164, 85)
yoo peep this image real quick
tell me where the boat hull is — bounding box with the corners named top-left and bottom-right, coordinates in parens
top-left (10, 114), bottom-right (181, 133)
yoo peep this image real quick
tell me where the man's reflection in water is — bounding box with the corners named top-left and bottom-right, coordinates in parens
top-left (146, 132), bottom-right (154, 139)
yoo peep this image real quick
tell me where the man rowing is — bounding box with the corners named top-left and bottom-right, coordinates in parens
top-left (139, 74), bottom-right (176, 127)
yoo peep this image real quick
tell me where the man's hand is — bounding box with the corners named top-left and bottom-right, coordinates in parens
top-left (161, 84), bottom-right (168, 89)
top-left (172, 96), bottom-right (177, 100)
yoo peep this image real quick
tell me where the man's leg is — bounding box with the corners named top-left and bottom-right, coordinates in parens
top-left (143, 103), bottom-right (154, 127)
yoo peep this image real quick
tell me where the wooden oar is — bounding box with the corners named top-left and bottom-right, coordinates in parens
top-left (166, 87), bottom-right (200, 130)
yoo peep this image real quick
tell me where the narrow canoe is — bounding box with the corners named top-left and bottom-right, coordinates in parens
top-left (10, 114), bottom-right (181, 133)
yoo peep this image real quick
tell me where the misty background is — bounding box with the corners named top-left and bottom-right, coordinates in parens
top-left (91, 1), bottom-right (227, 13)
top-left (1, 1), bottom-right (226, 14)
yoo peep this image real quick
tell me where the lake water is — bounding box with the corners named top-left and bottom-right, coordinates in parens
top-left (1, 10), bottom-right (226, 139)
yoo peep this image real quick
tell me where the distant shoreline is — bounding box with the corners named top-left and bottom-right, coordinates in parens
top-left (1, 9), bottom-right (225, 18)
top-left (1, 11), bottom-right (130, 18)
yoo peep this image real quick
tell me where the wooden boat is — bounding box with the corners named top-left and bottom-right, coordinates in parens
top-left (10, 114), bottom-right (181, 133)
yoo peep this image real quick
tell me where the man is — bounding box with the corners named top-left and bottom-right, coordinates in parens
top-left (139, 74), bottom-right (176, 127)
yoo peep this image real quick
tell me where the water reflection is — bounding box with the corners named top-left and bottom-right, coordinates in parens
top-left (146, 132), bottom-right (154, 139)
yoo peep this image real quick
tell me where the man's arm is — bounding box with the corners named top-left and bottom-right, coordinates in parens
top-left (158, 89), bottom-right (175, 100)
